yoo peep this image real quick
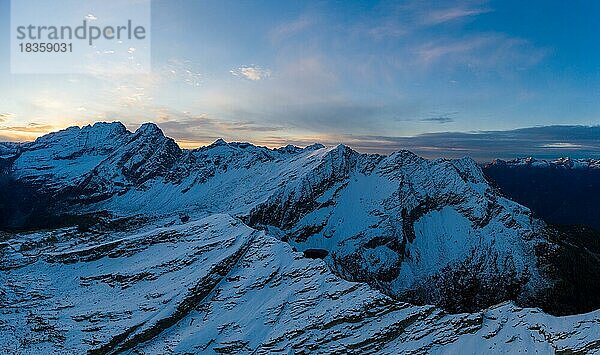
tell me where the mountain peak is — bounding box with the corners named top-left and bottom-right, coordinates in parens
top-left (90, 121), bottom-right (127, 132)
top-left (275, 144), bottom-right (303, 154)
top-left (331, 143), bottom-right (355, 154)
top-left (135, 122), bottom-right (164, 136)
top-left (212, 138), bottom-right (228, 146)
top-left (305, 143), bottom-right (325, 150)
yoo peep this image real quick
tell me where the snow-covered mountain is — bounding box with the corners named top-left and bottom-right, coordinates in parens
top-left (2, 214), bottom-right (599, 354)
top-left (1, 122), bottom-right (599, 353)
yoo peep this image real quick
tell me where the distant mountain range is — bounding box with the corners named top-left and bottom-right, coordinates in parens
top-left (488, 157), bottom-right (600, 170)
top-left (484, 157), bottom-right (600, 229)
top-left (1, 122), bottom-right (599, 353)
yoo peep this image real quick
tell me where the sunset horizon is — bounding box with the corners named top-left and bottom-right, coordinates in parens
top-left (2, 0), bottom-right (600, 161)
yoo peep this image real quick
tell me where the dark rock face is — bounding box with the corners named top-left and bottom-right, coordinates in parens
top-left (303, 248), bottom-right (329, 259)
top-left (533, 225), bottom-right (600, 315)
top-left (402, 249), bottom-right (529, 313)
top-left (0, 176), bottom-right (55, 231)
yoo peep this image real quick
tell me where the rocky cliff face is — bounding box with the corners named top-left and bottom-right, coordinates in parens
top-left (1, 122), bottom-right (599, 352)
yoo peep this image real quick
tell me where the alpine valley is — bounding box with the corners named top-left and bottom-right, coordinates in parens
top-left (1, 122), bottom-right (599, 354)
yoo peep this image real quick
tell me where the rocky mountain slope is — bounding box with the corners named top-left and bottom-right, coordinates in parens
top-left (1, 122), bottom-right (599, 352)
top-left (2, 214), bottom-right (599, 354)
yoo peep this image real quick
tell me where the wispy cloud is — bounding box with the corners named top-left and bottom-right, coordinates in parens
top-left (230, 66), bottom-right (272, 81)
top-left (365, 22), bottom-right (407, 39)
top-left (421, 5), bottom-right (490, 26)
top-left (0, 123), bottom-right (57, 141)
top-left (362, 0), bottom-right (491, 39)
top-left (351, 0), bottom-right (546, 75)
top-left (416, 36), bottom-right (491, 64)
top-left (271, 15), bottom-right (314, 42)
top-left (1, 123), bottom-right (54, 133)
top-left (414, 34), bottom-right (547, 70)
top-left (0, 113), bottom-right (15, 123)
top-left (164, 59), bottom-right (203, 87)
top-left (541, 142), bottom-right (583, 149)
top-left (420, 112), bottom-right (458, 124)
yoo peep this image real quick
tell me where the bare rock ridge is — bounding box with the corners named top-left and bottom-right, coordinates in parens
top-left (1, 122), bottom-right (599, 352)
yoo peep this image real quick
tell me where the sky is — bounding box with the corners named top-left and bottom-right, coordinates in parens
top-left (0, 0), bottom-right (599, 161)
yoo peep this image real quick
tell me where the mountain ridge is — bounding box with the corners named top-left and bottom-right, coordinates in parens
top-left (1, 121), bottom-right (599, 316)
top-left (1, 121), bottom-right (600, 352)
top-left (488, 157), bottom-right (600, 170)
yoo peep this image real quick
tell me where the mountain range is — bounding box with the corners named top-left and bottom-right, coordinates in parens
top-left (484, 158), bottom-right (600, 230)
top-left (1, 122), bottom-right (599, 353)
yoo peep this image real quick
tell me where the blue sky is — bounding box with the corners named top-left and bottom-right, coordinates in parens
top-left (0, 0), bottom-right (599, 160)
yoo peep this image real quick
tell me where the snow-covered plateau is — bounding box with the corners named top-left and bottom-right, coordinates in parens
top-left (1, 122), bottom-right (599, 354)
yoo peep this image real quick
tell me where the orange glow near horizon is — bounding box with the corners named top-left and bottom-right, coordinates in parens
top-left (0, 125), bottom-right (57, 142)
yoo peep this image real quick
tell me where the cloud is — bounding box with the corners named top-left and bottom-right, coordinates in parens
top-left (352, 0), bottom-right (545, 74)
top-left (140, 107), bottom-right (284, 148)
top-left (361, 0), bottom-right (491, 39)
top-left (0, 113), bottom-right (15, 123)
top-left (164, 59), bottom-right (203, 87)
top-left (331, 125), bottom-right (600, 161)
top-left (365, 22), bottom-right (407, 39)
top-left (69, 58), bottom-right (202, 122)
top-left (0, 122), bottom-right (57, 141)
top-left (258, 101), bottom-right (396, 134)
top-left (421, 6), bottom-right (490, 26)
top-left (0, 123), bottom-right (55, 133)
top-left (414, 34), bottom-right (547, 70)
top-left (416, 36), bottom-right (490, 64)
top-left (271, 16), bottom-right (314, 42)
top-left (420, 112), bottom-right (458, 124)
top-left (231, 66), bottom-right (272, 81)
top-left (541, 142), bottom-right (583, 149)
